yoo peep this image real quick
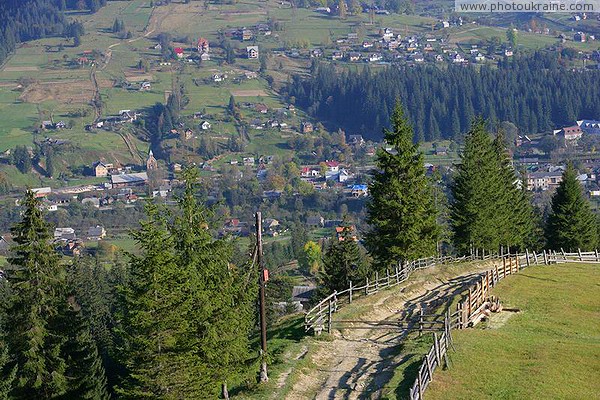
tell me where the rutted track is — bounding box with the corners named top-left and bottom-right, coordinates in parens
top-left (284, 261), bottom-right (498, 400)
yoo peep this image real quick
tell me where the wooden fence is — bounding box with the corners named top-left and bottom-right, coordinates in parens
top-left (408, 249), bottom-right (600, 400)
top-left (304, 255), bottom-right (476, 334)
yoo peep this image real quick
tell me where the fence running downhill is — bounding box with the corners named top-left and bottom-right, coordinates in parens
top-left (303, 248), bottom-right (599, 399)
top-left (408, 249), bottom-right (600, 400)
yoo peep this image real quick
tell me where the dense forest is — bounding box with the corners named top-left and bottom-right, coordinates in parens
top-left (0, 0), bottom-right (104, 66)
top-left (287, 53), bottom-right (600, 142)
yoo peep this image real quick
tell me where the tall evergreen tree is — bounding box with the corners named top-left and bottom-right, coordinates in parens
top-left (0, 340), bottom-right (16, 399)
top-left (492, 131), bottom-right (536, 250)
top-left (118, 168), bottom-right (256, 398)
top-left (56, 300), bottom-right (109, 400)
top-left (5, 190), bottom-right (68, 399)
top-left (366, 103), bottom-right (439, 270)
top-left (320, 224), bottom-right (368, 293)
top-left (450, 119), bottom-right (501, 254)
top-left (545, 163), bottom-right (599, 251)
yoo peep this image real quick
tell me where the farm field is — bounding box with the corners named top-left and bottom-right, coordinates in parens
top-left (427, 262), bottom-right (600, 399)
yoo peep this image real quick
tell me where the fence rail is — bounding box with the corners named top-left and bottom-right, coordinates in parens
top-left (408, 248), bottom-right (600, 400)
top-left (305, 254), bottom-right (485, 334)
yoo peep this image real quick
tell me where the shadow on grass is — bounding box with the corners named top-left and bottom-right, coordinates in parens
top-left (394, 357), bottom-right (422, 400)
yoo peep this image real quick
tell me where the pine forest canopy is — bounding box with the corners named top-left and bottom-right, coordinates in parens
top-left (288, 52), bottom-right (600, 142)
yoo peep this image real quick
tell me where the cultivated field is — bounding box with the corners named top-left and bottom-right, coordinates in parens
top-left (427, 263), bottom-right (600, 399)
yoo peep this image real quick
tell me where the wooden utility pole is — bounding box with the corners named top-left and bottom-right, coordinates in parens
top-left (256, 212), bottom-right (269, 383)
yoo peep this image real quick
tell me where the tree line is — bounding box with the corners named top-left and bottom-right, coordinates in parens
top-left (0, 0), bottom-right (102, 67)
top-left (0, 168), bottom-right (259, 399)
top-left (286, 52), bottom-right (600, 142)
top-left (319, 102), bottom-right (598, 293)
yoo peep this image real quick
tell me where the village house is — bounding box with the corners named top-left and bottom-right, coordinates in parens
top-left (526, 171), bottom-right (563, 191)
top-left (247, 46), bottom-right (259, 59)
top-left (57, 239), bottom-right (84, 257)
top-left (350, 184), bottom-right (368, 197)
top-left (325, 160), bottom-right (340, 173)
top-left (32, 187), bottom-right (51, 198)
top-left (348, 52), bottom-right (361, 62)
top-left (200, 120), bottom-right (212, 130)
top-left (306, 215), bottom-right (325, 227)
top-left (263, 218), bottom-right (281, 236)
top-left (554, 125), bottom-right (583, 141)
top-left (243, 157), bottom-right (255, 166)
top-left (301, 166), bottom-right (321, 178)
top-left (335, 225), bottom-right (358, 241)
top-left (140, 81), bottom-right (151, 91)
top-left (301, 122), bottom-right (314, 133)
top-left (577, 119), bottom-right (600, 135)
top-left (241, 29), bottom-right (253, 41)
top-left (87, 225), bottom-right (106, 241)
top-left (574, 32), bottom-right (586, 42)
top-left (54, 227), bottom-right (76, 241)
top-left (197, 37), bottom-right (209, 53)
top-left (93, 161), bottom-right (109, 177)
top-left (292, 286), bottom-right (315, 309)
top-left (255, 103), bottom-right (268, 114)
top-left (174, 47), bottom-right (185, 58)
top-left (368, 53), bottom-right (383, 62)
top-left (348, 135), bottom-right (365, 146)
top-left (222, 219), bottom-right (250, 236)
top-left (110, 172), bottom-right (148, 189)
top-left (332, 51), bottom-right (344, 60)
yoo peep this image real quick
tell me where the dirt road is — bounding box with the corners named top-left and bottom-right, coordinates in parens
top-left (284, 261), bottom-right (498, 400)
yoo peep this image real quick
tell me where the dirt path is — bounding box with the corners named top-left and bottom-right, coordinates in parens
top-left (285, 261), bottom-right (498, 400)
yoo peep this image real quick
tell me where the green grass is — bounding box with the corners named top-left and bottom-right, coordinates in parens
top-left (0, 256), bottom-right (6, 267)
top-left (426, 263), bottom-right (600, 400)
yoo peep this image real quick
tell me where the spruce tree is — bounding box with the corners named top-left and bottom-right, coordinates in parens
top-left (450, 119), bottom-right (502, 254)
top-left (492, 131), bottom-right (536, 250)
top-left (545, 163), bottom-right (599, 251)
top-left (0, 340), bottom-right (16, 399)
top-left (320, 224), bottom-right (368, 293)
top-left (365, 103), bottom-right (439, 270)
top-left (5, 190), bottom-right (68, 399)
top-left (118, 167), bottom-right (256, 398)
top-left (56, 301), bottom-right (109, 400)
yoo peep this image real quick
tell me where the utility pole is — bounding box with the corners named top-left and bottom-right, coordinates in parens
top-left (256, 212), bottom-right (269, 383)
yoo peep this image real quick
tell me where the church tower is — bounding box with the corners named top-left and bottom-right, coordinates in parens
top-left (146, 149), bottom-right (158, 171)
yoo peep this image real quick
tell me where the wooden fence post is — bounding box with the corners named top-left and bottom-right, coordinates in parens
top-left (327, 298), bottom-right (333, 334)
top-left (543, 249), bottom-right (548, 265)
top-left (578, 248), bottom-right (583, 261)
top-left (349, 281), bottom-right (353, 304)
top-left (596, 249), bottom-right (599, 262)
top-left (417, 370), bottom-right (423, 400)
top-left (533, 251), bottom-right (539, 265)
top-left (514, 255), bottom-right (518, 273)
top-left (433, 332), bottom-right (441, 367)
top-left (365, 277), bottom-right (369, 295)
top-left (395, 266), bottom-right (400, 284)
top-left (525, 249), bottom-right (530, 267)
top-left (387, 269), bottom-right (390, 287)
top-left (561, 248), bottom-right (566, 261)
top-left (375, 271), bottom-right (379, 292)
top-left (467, 288), bottom-right (472, 320)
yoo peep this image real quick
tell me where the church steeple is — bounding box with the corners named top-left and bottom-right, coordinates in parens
top-left (146, 149), bottom-right (158, 171)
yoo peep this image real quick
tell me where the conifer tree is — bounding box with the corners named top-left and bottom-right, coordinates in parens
top-left (366, 103), bottom-right (439, 270)
top-left (0, 340), bottom-right (16, 399)
top-left (118, 167), bottom-right (256, 398)
top-left (320, 224), bottom-right (368, 293)
top-left (450, 119), bottom-right (501, 254)
top-left (545, 163), bottom-right (599, 251)
top-left (492, 131), bottom-right (536, 250)
top-left (57, 300), bottom-right (109, 400)
top-left (5, 190), bottom-right (68, 399)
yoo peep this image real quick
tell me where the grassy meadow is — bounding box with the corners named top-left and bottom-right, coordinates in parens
top-left (426, 263), bottom-right (600, 399)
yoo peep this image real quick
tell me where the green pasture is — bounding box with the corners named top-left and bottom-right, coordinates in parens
top-left (426, 263), bottom-right (600, 400)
